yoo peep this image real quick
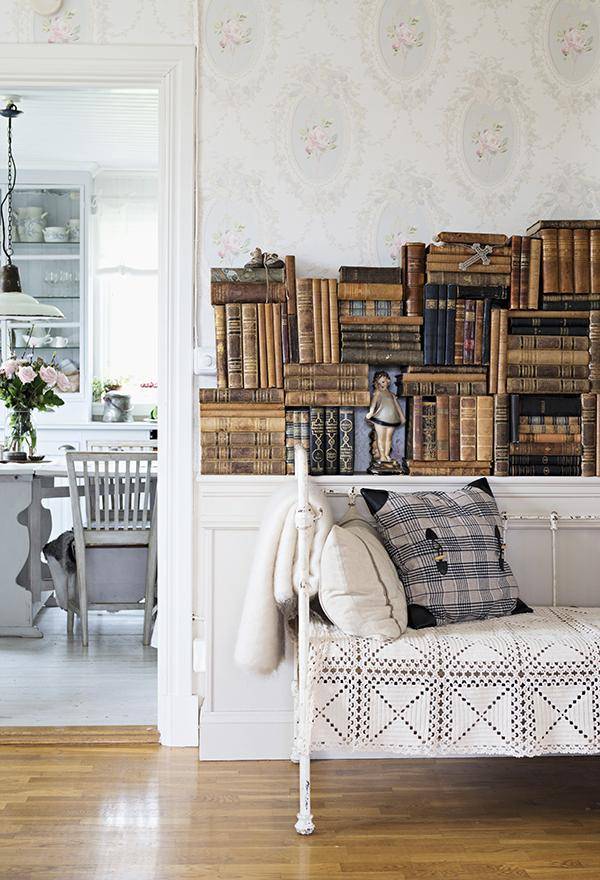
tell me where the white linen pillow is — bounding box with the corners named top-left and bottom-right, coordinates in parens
top-left (319, 510), bottom-right (407, 640)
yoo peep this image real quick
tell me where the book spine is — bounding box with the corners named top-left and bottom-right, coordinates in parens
top-left (435, 284), bottom-right (447, 364)
top-left (284, 391), bottom-right (371, 406)
top-left (591, 230), bottom-right (600, 295)
top-left (436, 394), bottom-right (449, 460)
top-left (201, 461), bottom-right (286, 476)
top-left (509, 465), bottom-right (581, 476)
top-left (285, 376), bottom-right (369, 391)
top-left (264, 303), bottom-right (276, 387)
top-left (202, 430), bottom-right (285, 447)
top-left (510, 236), bottom-right (521, 309)
top-left (508, 335), bottom-right (588, 350)
top-left (511, 454), bottom-right (580, 464)
top-left (320, 279), bottom-right (331, 364)
top-left (506, 379), bottom-right (590, 393)
top-left (574, 228), bottom-right (591, 295)
top-left (272, 303), bottom-right (283, 387)
top-left (488, 307), bottom-right (500, 393)
top-left (459, 396), bottom-right (477, 461)
top-left (539, 228), bottom-right (559, 294)
top-left (434, 231), bottom-right (508, 246)
top-left (519, 397), bottom-right (582, 417)
top-left (214, 305), bottom-right (228, 389)
top-left (463, 299), bottom-right (476, 364)
top-left (541, 299), bottom-right (600, 310)
top-left (454, 299), bottom-right (465, 365)
top-left (408, 464), bottom-right (491, 476)
top-left (510, 394), bottom-right (520, 445)
top-left (296, 278), bottom-right (315, 363)
top-left (308, 406), bottom-right (325, 476)
top-left (507, 349), bottom-right (589, 365)
top-left (337, 282), bottom-right (404, 300)
top-left (285, 256), bottom-right (299, 363)
top-left (445, 285), bottom-right (457, 366)
top-left (211, 267), bottom-right (285, 284)
top-left (312, 279), bottom-right (323, 363)
top-left (285, 363), bottom-right (369, 377)
top-left (519, 237), bottom-right (531, 310)
top-left (528, 237), bottom-right (542, 309)
top-left (324, 407), bottom-right (339, 475)
top-left (285, 410), bottom-right (295, 473)
top-left (257, 303), bottom-right (268, 388)
top-left (448, 394), bottom-right (460, 461)
top-left (199, 388), bottom-right (285, 404)
top-left (341, 349), bottom-right (423, 366)
top-left (476, 395), bottom-right (494, 462)
top-left (339, 266), bottom-right (401, 284)
top-left (406, 242), bottom-right (425, 316)
top-left (210, 281), bottom-right (286, 305)
top-left (412, 395), bottom-right (423, 460)
top-left (498, 308), bottom-right (508, 395)
top-left (590, 310), bottom-right (600, 392)
top-left (341, 329), bottom-right (421, 343)
top-left (597, 393), bottom-right (600, 476)
top-left (225, 303), bottom-right (243, 389)
top-left (328, 279), bottom-right (340, 363)
top-left (513, 442), bottom-right (582, 455)
top-left (517, 432), bottom-right (581, 443)
top-left (423, 283), bottom-right (438, 364)
top-left (280, 300), bottom-right (289, 365)
top-left (474, 299), bottom-right (484, 364)
top-left (422, 399), bottom-right (437, 460)
top-left (402, 381), bottom-right (488, 395)
top-left (427, 271), bottom-right (511, 286)
top-left (481, 298), bottom-right (492, 366)
top-left (202, 446), bottom-right (286, 462)
top-left (558, 228), bottom-right (574, 294)
top-left (241, 303), bottom-right (258, 389)
top-left (338, 407), bottom-right (355, 475)
top-left (507, 364), bottom-right (589, 379)
top-left (494, 394), bottom-right (509, 476)
top-left (200, 416), bottom-right (286, 432)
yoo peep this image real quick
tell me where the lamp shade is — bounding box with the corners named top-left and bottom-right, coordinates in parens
top-left (0, 264), bottom-right (64, 320)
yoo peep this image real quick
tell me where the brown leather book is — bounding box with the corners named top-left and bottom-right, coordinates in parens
top-left (538, 228), bottom-right (559, 294)
top-left (199, 388), bottom-right (284, 404)
top-left (463, 299), bottom-right (476, 364)
top-left (214, 305), bottom-right (228, 389)
top-left (527, 219), bottom-right (600, 235)
top-left (494, 394), bottom-right (509, 476)
top-left (400, 370), bottom-right (485, 381)
top-left (474, 300), bottom-right (484, 364)
top-left (558, 228), bottom-right (574, 294)
top-left (405, 242), bottom-right (426, 316)
top-left (507, 349), bottom-right (589, 365)
top-left (519, 237), bottom-right (531, 309)
top-left (285, 376), bottom-right (369, 391)
top-left (201, 430), bottom-right (285, 447)
top-left (296, 278), bottom-right (315, 363)
top-left (285, 363), bottom-right (369, 377)
top-left (508, 335), bottom-right (588, 350)
top-left (517, 432), bottom-right (581, 443)
top-left (422, 398), bottom-right (437, 460)
top-left (402, 381), bottom-right (488, 395)
top-left (328, 279), bottom-right (340, 363)
top-left (590, 310), bottom-right (600, 392)
top-left (320, 279), bottom-right (331, 363)
top-left (407, 462), bottom-right (491, 476)
top-left (202, 446), bottom-right (286, 461)
top-left (433, 231), bottom-right (508, 246)
top-left (337, 282), bottom-right (404, 300)
top-left (201, 460), bottom-right (286, 475)
top-left (476, 396), bottom-right (494, 462)
top-left (411, 396), bottom-right (423, 460)
top-left (200, 416), bottom-right (286, 432)
top-left (427, 270), bottom-right (511, 286)
top-left (488, 308), bottom-right (500, 393)
top-left (241, 303), bottom-right (258, 389)
top-left (574, 228), bottom-right (591, 294)
top-left (285, 256), bottom-right (299, 363)
top-left (596, 393), bottom-right (600, 476)
top-left (200, 403), bottom-right (284, 415)
top-left (436, 394), bottom-right (449, 460)
top-left (582, 392), bottom-right (596, 477)
top-left (448, 394), bottom-right (460, 460)
top-left (528, 237), bottom-right (542, 309)
top-left (210, 281), bottom-right (286, 305)
top-left (284, 390), bottom-right (370, 406)
top-left (272, 303), bottom-right (283, 387)
top-left (312, 279), bottom-right (323, 363)
top-left (429, 243), bottom-right (512, 257)
top-left (509, 309), bottom-right (589, 318)
top-left (454, 300), bottom-right (465, 365)
top-left (507, 364), bottom-right (589, 379)
top-left (497, 309), bottom-right (508, 394)
top-left (591, 230), bottom-right (600, 295)
top-left (513, 441), bottom-right (582, 456)
top-left (459, 396), bottom-right (477, 461)
top-left (225, 303), bottom-right (243, 389)
top-left (341, 349), bottom-right (423, 366)
top-left (257, 303), bottom-right (268, 388)
top-left (264, 303), bottom-right (276, 387)
top-left (340, 315), bottom-right (422, 326)
top-left (506, 379), bottom-right (590, 393)
top-left (510, 236), bottom-right (521, 309)
top-left (426, 259), bottom-right (510, 273)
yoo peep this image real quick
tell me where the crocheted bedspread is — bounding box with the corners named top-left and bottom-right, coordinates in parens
top-left (307, 607), bottom-right (600, 757)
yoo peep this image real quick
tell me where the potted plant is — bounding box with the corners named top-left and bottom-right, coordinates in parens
top-left (0, 356), bottom-right (69, 461)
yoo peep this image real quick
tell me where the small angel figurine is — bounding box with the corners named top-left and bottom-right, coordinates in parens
top-left (365, 370), bottom-right (405, 473)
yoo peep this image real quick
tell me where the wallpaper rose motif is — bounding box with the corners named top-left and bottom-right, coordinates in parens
top-left (557, 22), bottom-right (593, 58)
top-left (43, 10), bottom-right (80, 43)
top-left (212, 223), bottom-right (251, 262)
top-left (215, 13), bottom-right (252, 51)
top-left (472, 123), bottom-right (509, 161)
top-left (301, 120), bottom-right (338, 158)
top-left (385, 228), bottom-right (417, 262)
top-left (543, 0), bottom-right (600, 88)
top-left (386, 18), bottom-right (424, 54)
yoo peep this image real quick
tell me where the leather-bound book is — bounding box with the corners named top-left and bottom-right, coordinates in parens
top-left (285, 390), bottom-right (370, 406)
top-left (257, 303), bottom-right (268, 388)
top-left (448, 394), bottom-right (460, 461)
top-left (406, 242), bottom-right (426, 316)
top-left (296, 278), bottom-right (315, 363)
top-left (591, 230), bottom-right (600, 295)
top-left (459, 396), bottom-right (477, 461)
top-left (422, 397), bottom-right (437, 460)
top-left (427, 270), bottom-right (511, 286)
top-left (539, 228), bottom-right (559, 294)
top-left (272, 303), bottom-right (283, 387)
top-left (433, 231), bottom-right (508, 246)
top-left (202, 430), bottom-right (285, 448)
top-left (510, 236), bottom-right (521, 309)
top-left (214, 305), bottom-right (228, 389)
top-left (488, 308), bottom-right (500, 393)
top-left (324, 407), bottom-right (339, 475)
top-left (308, 406), bottom-right (325, 476)
top-left (519, 237), bottom-right (531, 309)
top-left (558, 228), bottom-right (574, 293)
top-left (339, 266), bottom-right (402, 283)
top-left (515, 441), bottom-right (582, 456)
top-left (507, 349), bottom-right (589, 365)
top-left (200, 413), bottom-right (286, 432)
top-left (285, 409), bottom-right (296, 473)
top-left (507, 365), bottom-right (588, 379)
top-left (506, 378), bottom-right (590, 393)
top-left (574, 228), bottom-right (591, 295)
top-left (264, 303), bottom-right (276, 387)
top-left (423, 283), bottom-right (438, 365)
top-left (510, 394), bottom-right (520, 445)
top-left (436, 394), bottom-right (449, 460)
top-left (312, 279), bottom-right (323, 363)
top-left (590, 310), bottom-right (600, 392)
top-left (519, 396), bottom-right (581, 417)
top-left (527, 220), bottom-right (600, 234)
top-left (341, 348), bottom-right (423, 366)
top-left (200, 388), bottom-right (285, 404)
top-left (280, 300), bottom-right (289, 365)
top-left (225, 303), bottom-right (243, 389)
top-left (337, 282), bottom-right (404, 300)
top-left (210, 281), bottom-right (286, 305)
top-left (241, 303), bottom-right (258, 389)
top-left (201, 460), bottom-right (286, 476)
top-left (402, 379), bottom-right (487, 395)
top-left (497, 309), bottom-right (508, 394)
top-left (597, 393), bottom-right (600, 476)
top-left (528, 238), bottom-right (542, 309)
top-left (494, 394), bottom-right (510, 476)
top-left (541, 297), bottom-right (600, 310)
top-left (463, 299), bottom-right (476, 364)
top-left (285, 363), bottom-right (369, 376)
top-left (411, 396), bottom-right (423, 460)
top-left (202, 446), bottom-right (286, 462)
top-left (476, 395), bottom-right (494, 462)
top-left (474, 299), bottom-right (484, 364)
top-left (445, 285), bottom-right (457, 365)
top-left (328, 279), bottom-right (340, 363)
top-left (407, 461), bottom-right (491, 476)
top-left (338, 407), bottom-right (355, 475)
top-left (211, 266), bottom-right (285, 284)
top-left (436, 284), bottom-right (447, 365)
top-left (508, 335), bottom-right (588, 350)
top-left (285, 256), bottom-right (299, 363)
top-left (320, 279), bottom-right (331, 363)
top-left (454, 299), bottom-right (465, 365)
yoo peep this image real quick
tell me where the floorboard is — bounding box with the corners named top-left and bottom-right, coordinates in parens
top-left (1, 749), bottom-right (600, 879)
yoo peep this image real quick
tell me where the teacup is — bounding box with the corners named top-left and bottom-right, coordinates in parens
top-left (43, 226), bottom-right (69, 243)
top-left (51, 336), bottom-right (70, 348)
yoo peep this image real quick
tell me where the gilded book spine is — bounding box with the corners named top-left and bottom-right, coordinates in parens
top-left (285, 390), bottom-right (371, 406)
top-left (591, 230), bottom-right (600, 295)
top-left (436, 394), bottom-right (449, 460)
top-left (539, 228), bottom-right (559, 294)
top-left (422, 398), bottom-right (437, 461)
top-left (459, 396), bottom-right (477, 461)
top-left (574, 228), bottom-right (591, 294)
top-left (489, 308), bottom-right (500, 393)
top-left (411, 396), bottom-right (423, 460)
top-left (241, 303), bottom-right (258, 389)
top-left (285, 255), bottom-right (299, 363)
top-left (320, 279), bottom-right (331, 363)
top-left (528, 237), bottom-right (542, 310)
top-left (264, 303), bottom-right (276, 387)
top-left (285, 364), bottom-right (369, 377)
top-left (210, 281), bottom-right (287, 305)
top-left (200, 416), bottom-right (286, 432)
top-left (272, 302), bottom-right (283, 387)
top-left (474, 299), bottom-right (484, 364)
top-left (508, 335), bottom-right (589, 350)
top-left (214, 305), bottom-right (228, 389)
top-left (507, 365), bottom-right (588, 379)
top-left (202, 446), bottom-right (286, 461)
top-left (285, 376), bottom-right (369, 391)
top-left (448, 394), bottom-right (460, 461)
top-left (494, 394), bottom-right (509, 476)
top-left (590, 310), bottom-right (600, 392)
top-left (506, 379), bottom-right (590, 393)
top-left (199, 388), bottom-right (285, 404)
top-left (519, 237), bottom-right (531, 310)
top-left (201, 431), bottom-right (285, 447)
top-left (338, 407), bottom-right (355, 475)
top-left (558, 228), bottom-right (574, 294)
top-left (510, 236), bottom-right (521, 309)
top-left (476, 395), bottom-right (494, 462)
top-left (328, 279), bottom-right (340, 363)
top-left (497, 309), bottom-right (508, 394)
top-left (325, 407), bottom-right (339, 475)
top-left (406, 242), bottom-right (426, 316)
top-left (308, 406), bottom-right (325, 476)
top-left (257, 303), bottom-right (268, 388)
top-left (506, 349), bottom-right (589, 365)
top-left (296, 278), bottom-right (315, 363)
top-left (225, 303), bottom-right (243, 389)
top-left (201, 460), bottom-right (286, 476)
top-left (312, 279), bottom-right (323, 363)
top-left (454, 300), bottom-right (465, 366)
top-left (402, 381), bottom-right (488, 395)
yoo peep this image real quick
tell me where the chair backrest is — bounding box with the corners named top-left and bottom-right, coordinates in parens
top-left (66, 451), bottom-right (157, 534)
top-left (86, 440), bottom-right (158, 452)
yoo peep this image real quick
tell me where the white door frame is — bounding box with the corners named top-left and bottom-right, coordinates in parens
top-left (0, 44), bottom-right (198, 746)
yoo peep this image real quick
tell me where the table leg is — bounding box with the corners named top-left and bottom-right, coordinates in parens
top-left (0, 475), bottom-right (42, 638)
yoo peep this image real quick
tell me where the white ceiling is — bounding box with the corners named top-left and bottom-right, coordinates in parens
top-left (1, 89), bottom-right (159, 171)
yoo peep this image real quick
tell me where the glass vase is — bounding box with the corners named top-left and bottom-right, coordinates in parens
top-left (4, 407), bottom-right (37, 462)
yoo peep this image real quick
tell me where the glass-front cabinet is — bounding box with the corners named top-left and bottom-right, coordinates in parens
top-left (0, 173), bottom-right (89, 423)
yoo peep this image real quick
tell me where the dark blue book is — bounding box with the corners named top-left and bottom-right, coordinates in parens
top-left (445, 285), bottom-right (457, 366)
top-left (324, 407), bottom-right (339, 475)
top-left (338, 407), bottom-right (355, 475)
top-left (436, 284), bottom-right (447, 365)
top-left (308, 406), bottom-right (325, 475)
top-left (423, 284), bottom-right (438, 366)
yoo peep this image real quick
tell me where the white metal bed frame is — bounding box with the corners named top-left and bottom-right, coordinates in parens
top-left (291, 443), bottom-right (600, 834)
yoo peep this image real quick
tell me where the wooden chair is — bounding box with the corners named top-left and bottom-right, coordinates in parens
top-left (86, 440), bottom-right (158, 452)
top-left (65, 451), bottom-right (157, 647)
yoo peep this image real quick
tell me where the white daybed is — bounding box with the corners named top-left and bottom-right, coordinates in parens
top-left (291, 445), bottom-right (600, 835)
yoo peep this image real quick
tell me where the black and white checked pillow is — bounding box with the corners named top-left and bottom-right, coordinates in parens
top-left (361, 479), bottom-right (531, 629)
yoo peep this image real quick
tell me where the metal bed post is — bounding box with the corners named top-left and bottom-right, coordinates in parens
top-left (294, 443), bottom-right (315, 835)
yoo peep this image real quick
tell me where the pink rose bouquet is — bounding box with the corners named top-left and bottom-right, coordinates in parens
top-left (0, 355), bottom-right (66, 457)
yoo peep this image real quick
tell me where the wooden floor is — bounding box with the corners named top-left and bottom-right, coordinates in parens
top-left (0, 607), bottom-right (156, 726)
top-left (1, 749), bottom-right (600, 879)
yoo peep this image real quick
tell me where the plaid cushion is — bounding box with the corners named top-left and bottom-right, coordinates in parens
top-left (361, 479), bottom-right (525, 628)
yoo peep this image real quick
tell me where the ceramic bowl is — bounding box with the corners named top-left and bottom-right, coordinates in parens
top-left (43, 226), bottom-right (69, 243)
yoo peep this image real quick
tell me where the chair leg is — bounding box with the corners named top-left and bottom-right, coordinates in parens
top-left (143, 535), bottom-right (157, 647)
top-left (74, 545), bottom-right (89, 648)
top-left (67, 607), bottom-right (74, 636)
